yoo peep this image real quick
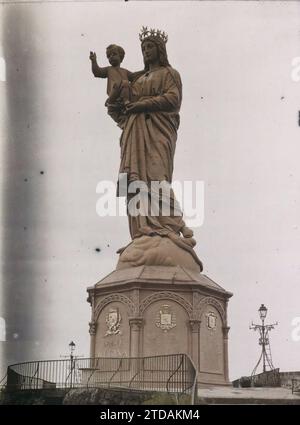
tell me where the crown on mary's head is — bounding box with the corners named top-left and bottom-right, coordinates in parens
top-left (139, 26), bottom-right (168, 44)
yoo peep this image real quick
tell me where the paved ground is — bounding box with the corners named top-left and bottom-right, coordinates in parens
top-left (197, 386), bottom-right (300, 404)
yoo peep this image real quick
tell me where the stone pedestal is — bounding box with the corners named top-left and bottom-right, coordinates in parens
top-left (87, 265), bottom-right (232, 386)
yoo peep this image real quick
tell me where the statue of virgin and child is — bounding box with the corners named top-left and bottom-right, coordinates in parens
top-left (90, 27), bottom-right (202, 272)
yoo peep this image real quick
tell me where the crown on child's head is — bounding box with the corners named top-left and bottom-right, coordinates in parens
top-left (139, 26), bottom-right (168, 44)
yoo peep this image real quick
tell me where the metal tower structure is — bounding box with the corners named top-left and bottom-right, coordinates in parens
top-left (250, 304), bottom-right (278, 376)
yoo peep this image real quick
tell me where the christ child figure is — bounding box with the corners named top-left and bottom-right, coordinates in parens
top-left (89, 44), bottom-right (134, 108)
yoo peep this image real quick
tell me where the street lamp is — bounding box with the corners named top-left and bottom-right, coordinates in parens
top-left (69, 341), bottom-right (76, 388)
top-left (250, 304), bottom-right (278, 376)
top-left (258, 304), bottom-right (267, 321)
top-left (61, 341), bottom-right (83, 388)
top-left (69, 341), bottom-right (76, 359)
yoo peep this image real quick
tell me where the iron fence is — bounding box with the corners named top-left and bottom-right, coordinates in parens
top-left (6, 354), bottom-right (197, 400)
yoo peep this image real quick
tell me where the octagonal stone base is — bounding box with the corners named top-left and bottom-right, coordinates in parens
top-left (87, 265), bottom-right (232, 386)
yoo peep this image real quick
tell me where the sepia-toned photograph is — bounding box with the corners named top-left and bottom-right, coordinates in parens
top-left (0, 0), bottom-right (300, 407)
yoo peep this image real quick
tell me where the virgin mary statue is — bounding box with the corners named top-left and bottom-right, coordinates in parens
top-left (107, 28), bottom-right (202, 272)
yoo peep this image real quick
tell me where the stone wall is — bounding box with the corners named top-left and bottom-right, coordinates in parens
top-left (63, 388), bottom-right (189, 405)
top-left (0, 388), bottom-right (191, 405)
top-left (280, 371), bottom-right (300, 388)
top-left (0, 389), bottom-right (67, 405)
top-left (252, 369), bottom-right (280, 387)
top-left (232, 370), bottom-right (300, 389)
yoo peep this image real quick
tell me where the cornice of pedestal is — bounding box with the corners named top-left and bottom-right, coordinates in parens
top-left (87, 266), bottom-right (233, 302)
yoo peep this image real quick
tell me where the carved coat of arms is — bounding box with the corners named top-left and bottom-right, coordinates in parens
top-left (206, 311), bottom-right (217, 330)
top-left (105, 308), bottom-right (122, 336)
top-left (156, 305), bottom-right (176, 332)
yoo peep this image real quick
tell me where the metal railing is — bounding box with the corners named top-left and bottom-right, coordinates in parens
top-left (0, 373), bottom-right (7, 392)
top-left (6, 354), bottom-right (197, 400)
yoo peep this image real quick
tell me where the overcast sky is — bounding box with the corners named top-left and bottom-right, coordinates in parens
top-left (1, 1), bottom-right (300, 380)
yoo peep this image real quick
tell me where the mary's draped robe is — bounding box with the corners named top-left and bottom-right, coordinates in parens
top-left (118, 66), bottom-right (187, 239)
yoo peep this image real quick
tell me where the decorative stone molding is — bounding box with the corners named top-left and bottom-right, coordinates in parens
top-left (129, 317), bottom-right (143, 331)
top-left (189, 319), bottom-right (201, 333)
top-left (222, 326), bottom-right (230, 339)
top-left (94, 293), bottom-right (135, 321)
top-left (129, 289), bottom-right (140, 315)
top-left (89, 321), bottom-right (97, 336)
top-left (224, 299), bottom-right (229, 321)
top-left (139, 291), bottom-right (193, 318)
top-left (196, 296), bottom-right (226, 324)
top-left (192, 291), bottom-right (203, 309)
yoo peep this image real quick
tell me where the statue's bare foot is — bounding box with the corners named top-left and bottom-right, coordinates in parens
top-left (181, 226), bottom-right (194, 238)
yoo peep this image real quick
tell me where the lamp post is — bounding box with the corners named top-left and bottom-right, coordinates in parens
top-left (258, 304), bottom-right (267, 372)
top-left (69, 341), bottom-right (76, 388)
top-left (61, 341), bottom-right (84, 388)
top-left (259, 303), bottom-right (267, 320)
top-left (250, 304), bottom-right (278, 376)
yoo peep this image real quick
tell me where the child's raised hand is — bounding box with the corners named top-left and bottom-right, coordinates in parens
top-left (89, 51), bottom-right (97, 61)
